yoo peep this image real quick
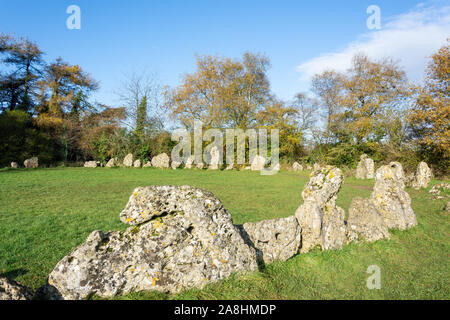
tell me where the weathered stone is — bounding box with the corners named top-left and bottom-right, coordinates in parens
top-left (23, 157), bottom-right (38, 168)
top-left (133, 160), bottom-right (141, 168)
top-left (143, 161), bottom-right (152, 168)
top-left (355, 154), bottom-right (374, 179)
top-left (123, 154), bottom-right (133, 167)
top-left (196, 163), bottom-right (204, 169)
top-left (292, 162), bottom-right (303, 171)
top-left (83, 161), bottom-right (97, 168)
top-left (184, 156), bottom-right (194, 169)
top-left (171, 161), bottom-right (181, 170)
top-left (346, 197), bottom-right (390, 243)
top-left (294, 166), bottom-right (346, 253)
top-left (10, 162), bottom-right (18, 169)
top-left (429, 183), bottom-right (450, 195)
top-left (306, 165), bottom-right (313, 171)
top-left (0, 277), bottom-right (34, 300)
top-left (105, 158), bottom-right (117, 167)
top-left (237, 216), bottom-right (301, 264)
top-left (313, 163), bottom-right (321, 171)
top-left (45, 186), bottom-right (258, 300)
top-left (370, 162), bottom-right (417, 230)
top-left (209, 146), bottom-right (220, 170)
top-left (250, 155), bottom-right (266, 171)
top-left (151, 153), bottom-right (170, 168)
top-left (409, 162), bottom-right (433, 190)
top-left (445, 201), bottom-right (450, 213)
top-left (225, 163), bottom-right (233, 170)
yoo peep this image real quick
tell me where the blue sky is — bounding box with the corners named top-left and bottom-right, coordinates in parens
top-left (0, 0), bottom-right (449, 107)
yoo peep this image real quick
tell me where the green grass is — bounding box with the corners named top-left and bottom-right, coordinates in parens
top-left (0, 167), bottom-right (449, 299)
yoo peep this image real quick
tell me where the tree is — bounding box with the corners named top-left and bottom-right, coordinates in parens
top-left (0, 33), bottom-right (44, 112)
top-left (311, 70), bottom-right (344, 144)
top-left (135, 95), bottom-right (147, 138)
top-left (409, 40), bottom-right (449, 168)
top-left (165, 52), bottom-right (271, 129)
top-left (339, 53), bottom-right (408, 144)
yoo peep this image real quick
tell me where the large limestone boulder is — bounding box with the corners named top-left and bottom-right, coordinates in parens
top-left (24, 157), bottom-right (38, 168)
top-left (105, 158), bottom-right (117, 168)
top-left (355, 154), bottom-right (374, 179)
top-left (84, 161), bottom-right (97, 168)
top-left (209, 146), bottom-right (220, 170)
top-left (370, 162), bottom-right (417, 230)
top-left (251, 155), bottom-right (266, 171)
top-left (294, 166), bottom-right (346, 253)
top-left (45, 186), bottom-right (258, 300)
top-left (0, 277), bottom-right (34, 300)
top-left (237, 216), bottom-right (301, 264)
top-left (292, 162), bottom-right (303, 171)
top-left (151, 153), bottom-right (170, 168)
top-left (409, 162), bottom-right (433, 190)
top-left (346, 198), bottom-right (390, 243)
top-left (123, 154), bottom-right (133, 167)
top-left (133, 159), bottom-right (141, 168)
top-left (10, 162), bottom-right (18, 169)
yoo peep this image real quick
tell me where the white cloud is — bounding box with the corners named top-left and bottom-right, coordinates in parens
top-left (296, 4), bottom-right (450, 84)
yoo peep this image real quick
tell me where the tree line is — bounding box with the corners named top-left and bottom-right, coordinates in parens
top-left (0, 32), bottom-right (448, 175)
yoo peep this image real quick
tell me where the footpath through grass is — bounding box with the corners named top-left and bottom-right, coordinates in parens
top-left (0, 167), bottom-right (448, 299)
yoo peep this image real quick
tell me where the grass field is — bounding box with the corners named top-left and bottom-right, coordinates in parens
top-left (0, 167), bottom-right (449, 300)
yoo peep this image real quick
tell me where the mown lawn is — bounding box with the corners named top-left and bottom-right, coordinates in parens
top-left (0, 167), bottom-right (448, 299)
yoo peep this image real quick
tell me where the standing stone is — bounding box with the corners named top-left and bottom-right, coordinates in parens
top-left (196, 163), bottom-right (204, 169)
top-left (123, 154), bottom-right (133, 167)
top-left (250, 155), bottom-right (266, 171)
top-left (355, 154), bottom-right (375, 179)
top-left (45, 186), bottom-right (258, 300)
top-left (105, 158), bottom-right (117, 167)
top-left (237, 216), bottom-right (301, 264)
top-left (133, 159), bottom-right (141, 168)
top-left (292, 162), bottom-right (303, 171)
top-left (313, 163), bottom-right (321, 171)
top-left (184, 156), bottom-right (194, 169)
top-left (306, 164), bottom-right (313, 171)
top-left (23, 157), bottom-right (38, 168)
top-left (445, 201), bottom-right (450, 214)
top-left (10, 162), bottom-right (18, 169)
top-left (143, 161), bottom-right (152, 168)
top-left (0, 277), bottom-right (34, 300)
top-left (370, 162), bottom-right (417, 230)
top-left (410, 162), bottom-right (433, 190)
top-left (209, 146), bottom-right (220, 170)
top-left (294, 166), bottom-right (346, 253)
top-left (151, 153), bottom-right (170, 168)
top-left (346, 197), bottom-right (390, 243)
top-left (171, 161), bottom-right (181, 170)
top-left (83, 161), bottom-right (97, 168)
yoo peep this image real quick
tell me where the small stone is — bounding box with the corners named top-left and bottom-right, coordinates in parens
top-left (83, 161), bottom-right (97, 168)
top-left (10, 162), bottom-right (18, 169)
top-left (171, 161), bottom-right (181, 170)
top-left (292, 162), bottom-right (303, 171)
top-left (123, 154), bottom-right (133, 167)
top-left (250, 155), bottom-right (266, 171)
top-left (133, 159), bottom-right (141, 168)
top-left (151, 153), bottom-right (170, 168)
top-left (355, 154), bottom-right (375, 179)
top-left (0, 277), bottom-right (34, 300)
top-left (23, 157), bottom-right (38, 168)
top-left (105, 158), bottom-right (117, 167)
